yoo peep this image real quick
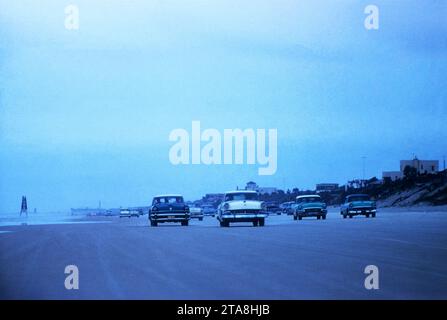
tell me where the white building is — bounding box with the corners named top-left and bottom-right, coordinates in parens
top-left (382, 157), bottom-right (439, 181)
top-left (257, 187), bottom-right (278, 195)
top-left (400, 157), bottom-right (439, 175)
top-left (245, 181), bottom-right (277, 195)
top-left (245, 181), bottom-right (258, 191)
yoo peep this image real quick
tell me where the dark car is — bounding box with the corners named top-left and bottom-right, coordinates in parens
top-left (265, 201), bottom-right (281, 215)
top-left (340, 194), bottom-right (376, 218)
top-left (149, 194), bottom-right (190, 226)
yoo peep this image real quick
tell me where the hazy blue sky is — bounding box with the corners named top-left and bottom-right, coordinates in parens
top-left (0, 0), bottom-right (446, 212)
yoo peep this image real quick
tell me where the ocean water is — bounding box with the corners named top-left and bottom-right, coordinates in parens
top-left (0, 212), bottom-right (110, 227)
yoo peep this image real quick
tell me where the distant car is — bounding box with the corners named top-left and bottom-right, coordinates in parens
top-left (217, 190), bottom-right (268, 227)
top-left (119, 208), bottom-right (131, 218)
top-left (149, 194), bottom-right (190, 227)
top-left (201, 205), bottom-right (216, 217)
top-left (190, 207), bottom-right (204, 221)
top-left (129, 209), bottom-right (140, 217)
top-left (265, 201), bottom-right (281, 215)
top-left (340, 194), bottom-right (376, 219)
top-left (280, 201), bottom-right (295, 215)
top-left (293, 195), bottom-right (327, 220)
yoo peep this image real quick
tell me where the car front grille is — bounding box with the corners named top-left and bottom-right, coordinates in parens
top-left (305, 208), bottom-right (322, 212)
top-left (156, 210), bottom-right (187, 214)
top-left (230, 209), bottom-right (260, 214)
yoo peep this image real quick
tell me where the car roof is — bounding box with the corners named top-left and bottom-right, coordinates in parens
top-left (153, 194), bottom-right (183, 198)
top-left (225, 190), bottom-right (257, 194)
top-left (296, 195), bottom-right (321, 199)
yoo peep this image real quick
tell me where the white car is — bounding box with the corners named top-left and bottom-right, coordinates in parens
top-left (189, 206), bottom-right (204, 221)
top-left (119, 208), bottom-right (131, 218)
top-left (217, 190), bottom-right (268, 227)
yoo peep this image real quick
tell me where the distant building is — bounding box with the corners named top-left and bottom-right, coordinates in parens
top-left (257, 187), bottom-right (278, 195)
top-left (382, 171), bottom-right (403, 182)
top-left (245, 181), bottom-right (277, 195)
top-left (382, 157), bottom-right (439, 181)
top-left (316, 183), bottom-right (339, 193)
top-left (400, 157), bottom-right (439, 175)
top-left (245, 181), bottom-right (258, 191)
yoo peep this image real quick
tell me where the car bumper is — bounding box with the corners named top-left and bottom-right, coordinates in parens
top-left (221, 213), bottom-right (268, 221)
top-left (150, 213), bottom-right (190, 222)
top-left (346, 209), bottom-right (376, 215)
top-left (297, 209), bottom-right (327, 217)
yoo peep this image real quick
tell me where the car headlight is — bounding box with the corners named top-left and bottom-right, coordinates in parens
top-left (223, 203), bottom-right (230, 210)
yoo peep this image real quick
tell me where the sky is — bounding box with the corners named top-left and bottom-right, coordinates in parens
top-left (0, 0), bottom-right (446, 212)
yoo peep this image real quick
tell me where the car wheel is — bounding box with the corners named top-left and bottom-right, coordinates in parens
top-left (199, 218), bottom-right (203, 221)
top-left (372, 213), bottom-right (376, 218)
top-left (150, 221), bottom-right (157, 227)
top-left (366, 213), bottom-right (370, 218)
top-left (181, 220), bottom-right (189, 226)
top-left (343, 215), bottom-right (347, 219)
top-left (322, 215), bottom-right (327, 220)
top-left (220, 220), bottom-right (229, 227)
top-left (252, 220), bottom-right (258, 227)
top-left (259, 218), bottom-right (265, 227)
top-left (293, 215), bottom-right (297, 220)
top-left (349, 215), bottom-right (353, 219)
top-left (298, 216), bottom-right (302, 221)
top-left (317, 215), bottom-right (321, 220)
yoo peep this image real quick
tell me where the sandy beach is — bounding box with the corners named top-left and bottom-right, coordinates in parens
top-left (1, 207), bottom-right (447, 299)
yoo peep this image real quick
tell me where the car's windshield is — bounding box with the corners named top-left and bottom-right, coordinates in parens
top-left (225, 192), bottom-right (258, 201)
top-left (297, 197), bottom-right (321, 203)
top-left (153, 196), bottom-right (184, 204)
top-left (348, 195), bottom-right (370, 202)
